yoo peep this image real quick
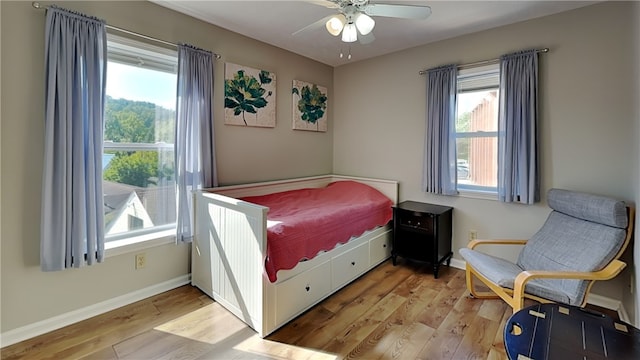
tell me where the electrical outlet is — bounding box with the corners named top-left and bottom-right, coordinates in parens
top-left (135, 253), bottom-right (146, 270)
top-left (469, 230), bottom-right (478, 241)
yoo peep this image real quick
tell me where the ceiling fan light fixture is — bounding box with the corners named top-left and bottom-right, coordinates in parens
top-left (341, 23), bottom-right (358, 42)
top-left (355, 13), bottom-right (375, 35)
top-left (325, 15), bottom-right (345, 36)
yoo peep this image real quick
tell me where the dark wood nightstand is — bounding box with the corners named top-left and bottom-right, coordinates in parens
top-left (392, 201), bottom-right (453, 278)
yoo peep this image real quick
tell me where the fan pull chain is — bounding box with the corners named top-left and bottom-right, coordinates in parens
top-left (339, 45), bottom-right (352, 60)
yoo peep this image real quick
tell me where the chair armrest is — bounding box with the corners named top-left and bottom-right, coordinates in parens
top-left (512, 260), bottom-right (627, 304)
top-left (468, 239), bottom-right (528, 250)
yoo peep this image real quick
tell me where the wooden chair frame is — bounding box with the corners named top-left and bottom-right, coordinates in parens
top-left (465, 207), bottom-right (635, 313)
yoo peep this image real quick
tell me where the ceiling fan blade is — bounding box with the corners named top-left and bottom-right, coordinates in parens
top-left (305, 0), bottom-right (341, 9)
top-left (358, 32), bottom-right (375, 45)
top-left (292, 15), bottom-right (333, 36)
top-left (363, 4), bottom-right (432, 19)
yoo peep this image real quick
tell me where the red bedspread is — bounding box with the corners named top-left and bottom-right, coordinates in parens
top-left (240, 181), bottom-right (393, 282)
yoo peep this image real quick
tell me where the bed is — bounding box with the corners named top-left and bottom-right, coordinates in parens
top-left (191, 175), bottom-right (398, 338)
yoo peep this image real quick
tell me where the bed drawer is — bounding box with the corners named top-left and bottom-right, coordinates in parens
top-left (370, 230), bottom-right (392, 265)
top-left (274, 260), bottom-right (331, 325)
top-left (332, 241), bottom-right (369, 289)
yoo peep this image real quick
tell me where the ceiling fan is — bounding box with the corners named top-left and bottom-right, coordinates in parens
top-left (295, 0), bottom-right (432, 44)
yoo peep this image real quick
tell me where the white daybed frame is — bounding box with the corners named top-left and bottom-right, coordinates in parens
top-left (191, 175), bottom-right (398, 338)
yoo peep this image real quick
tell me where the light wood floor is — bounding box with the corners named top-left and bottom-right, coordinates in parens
top-left (0, 260), bottom-right (615, 360)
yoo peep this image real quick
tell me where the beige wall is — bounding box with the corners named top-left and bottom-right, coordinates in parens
top-left (0, 1), bottom-right (333, 333)
top-left (2, 0), bottom-right (638, 338)
top-left (333, 2), bottom-right (638, 320)
top-left (630, 1), bottom-right (640, 326)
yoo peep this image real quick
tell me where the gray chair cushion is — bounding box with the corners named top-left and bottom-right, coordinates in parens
top-left (548, 188), bottom-right (627, 228)
top-left (517, 211), bottom-right (626, 304)
top-left (461, 189), bottom-right (628, 306)
top-left (459, 248), bottom-right (571, 304)
top-left (460, 248), bottom-right (523, 285)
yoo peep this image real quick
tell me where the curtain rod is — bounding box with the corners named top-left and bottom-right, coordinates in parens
top-left (418, 48), bottom-right (548, 75)
top-left (32, 1), bottom-right (222, 60)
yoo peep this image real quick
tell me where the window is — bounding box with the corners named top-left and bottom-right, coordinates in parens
top-left (128, 215), bottom-right (144, 231)
top-left (103, 34), bottom-right (178, 244)
top-left (455, 64), bottom-right (500, 193)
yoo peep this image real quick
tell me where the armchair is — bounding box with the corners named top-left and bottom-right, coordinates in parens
top-left (459, 188), bottom-right (634, 313)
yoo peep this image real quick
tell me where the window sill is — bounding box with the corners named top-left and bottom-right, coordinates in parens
top-left (105, 229), bottom-right (176, 258)
top-left (457, 189), bottom-right (498, 201)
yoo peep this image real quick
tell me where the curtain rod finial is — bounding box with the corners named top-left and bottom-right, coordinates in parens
top-left (32, 2), bottom-right (42, 9)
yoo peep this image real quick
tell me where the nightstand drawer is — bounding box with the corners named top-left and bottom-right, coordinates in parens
top-left (398, 212), bottom-right (432, 231)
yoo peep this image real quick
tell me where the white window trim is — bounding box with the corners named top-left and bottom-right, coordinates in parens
top-left (457, 188), bottom-right (498, 201)
top-left (107, 33), bottom-right (178, 73)
top-left (104, 33), bottom-right (178, 254)
top-left (105, 229), bottom-right (176, 258)
top-left (455, 63), bottom-right (500, 195)
top-left (458, 63), bottom-right (500, 91)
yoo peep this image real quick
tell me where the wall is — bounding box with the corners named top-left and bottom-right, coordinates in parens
top-left (333, 1), bottom-right (638, 319)
top-left (1, 0), bottom-right (637, 341)
top-left (0, 1), bottom-right (333, 335)
top-left (630, 1), bottom-right (640, 326)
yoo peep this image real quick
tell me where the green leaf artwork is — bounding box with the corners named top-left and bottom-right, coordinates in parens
top-left (224, 63), bottom-right (276, 127)
top-left (292, 80), bottom-right (328, 132)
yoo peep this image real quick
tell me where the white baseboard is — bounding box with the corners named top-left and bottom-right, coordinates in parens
top-left (587, 293), bottom-right (630, 323)
top-left (450, 258), bottom-right (466, 271)
top-left (0, 275), bottom-right (191, 348)
top-left (617, 303), bottom-right (631, 324)
top-left (449, 258), bottom-right (629, 322)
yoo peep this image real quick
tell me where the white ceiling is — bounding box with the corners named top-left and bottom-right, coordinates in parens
top-left (151, 0), bottom-right (598, 67)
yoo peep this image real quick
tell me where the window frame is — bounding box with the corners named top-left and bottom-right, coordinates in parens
top-left (454, 63), bottom-right (500, 197)
top-left (103, 34), bottom-right (179, 254)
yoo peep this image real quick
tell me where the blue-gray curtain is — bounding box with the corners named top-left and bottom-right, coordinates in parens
top-left (423, 64), bottom-right (458, 195)
top-left (41, 7), bottom-right (107, 271)
top-left (497, 50), bottom-right (540, 204)
top-left (175, 44), bottom-right (217, 242)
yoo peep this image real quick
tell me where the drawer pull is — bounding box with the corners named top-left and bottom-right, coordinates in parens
top-left (305, 285), bottom-right (310, 292)
top-left (383, 244), bottom-right (387, 248)
top-left (351, 261), bottom-right (356, 266)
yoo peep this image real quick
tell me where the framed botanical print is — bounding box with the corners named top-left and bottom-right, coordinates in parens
top-left (292, 79), bottom-right (327, 132)
top-left (224, 62), bottom-right (276, 128)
